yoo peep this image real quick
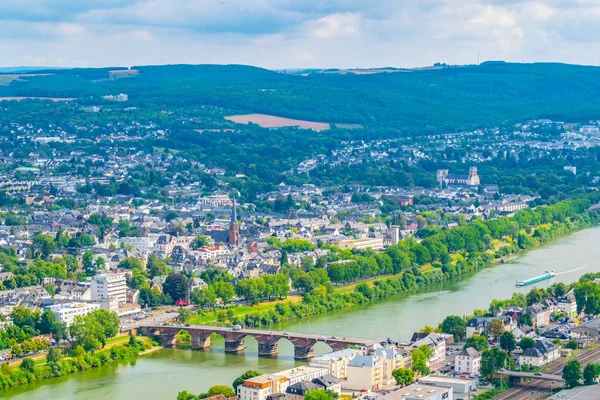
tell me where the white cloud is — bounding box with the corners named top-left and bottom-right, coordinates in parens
top-left (306, 13), bottom-right (361, 39)
top-left (1, 1), bottom-right (600, 68)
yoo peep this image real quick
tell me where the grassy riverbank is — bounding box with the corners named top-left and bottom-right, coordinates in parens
top-left (190, 195), bottom-right (600, 329)
top-left (0, 336), bottom-right (157, 390)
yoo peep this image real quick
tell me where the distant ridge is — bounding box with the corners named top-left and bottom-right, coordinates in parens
top-left (0, 66), bottom-right (69, 74)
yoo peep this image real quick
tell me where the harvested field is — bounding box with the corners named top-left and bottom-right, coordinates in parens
top-left (0, 97), bottom-right (75, 102)
top-left (225, 113), bottom-right (331, 131)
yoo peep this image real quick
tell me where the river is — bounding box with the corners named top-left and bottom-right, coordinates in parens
top-left (3, 227), bottom-right (600, 399)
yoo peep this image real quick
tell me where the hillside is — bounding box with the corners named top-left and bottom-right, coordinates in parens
top-left (1, 62), bottom-right (600, 135)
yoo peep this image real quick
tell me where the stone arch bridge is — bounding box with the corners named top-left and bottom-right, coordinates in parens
top-left (138, 324), bottom-right (375, 360)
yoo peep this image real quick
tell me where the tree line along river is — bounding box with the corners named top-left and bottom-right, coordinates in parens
top-left (3, 226), bottom-right (600, 400)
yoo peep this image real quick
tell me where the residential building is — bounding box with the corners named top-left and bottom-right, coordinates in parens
top-left (454, 348), bottom-right (481, 374)
top-left (410, 333), bottom-right (446, 366)
top-left (48, 302), bottom-right (100, 326)
top-left (466, 316), bottom-right (514, 338)
top-left (380, 384), bottom-right (452, 400)
top-left (238, 374), bottom-right (287, 400)
top-left (345, 355), bottom-right (384, 390)
top-left (374, 347), bottom-right (410, 383)
top-left (519, 339), bottom-right (560, 367)
top-left (526, 304), bottom-right (551, 328)
top-left (310, 348), bottom-right (362, 379)
top-left (238, 367), bottom-right (328, 400)
top-left (557, 294), bottom-right (577, 316)
top-left (337, 237), bottom-right (384, 250)
top-left (91, 272), bottom-right (127, 306)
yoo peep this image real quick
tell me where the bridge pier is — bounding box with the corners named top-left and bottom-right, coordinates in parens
top-left (294, 345), bottom-right (315, 360)
top-left (224, 339), bottom-right (246, 353)
top-left (191, 335), bottom-right (211, 350)
top-left (257, 341), bottom-right (279, 357)
top-left (159, 333), bottom-right (178, 347)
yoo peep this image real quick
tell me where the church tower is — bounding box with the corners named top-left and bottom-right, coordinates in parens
top-left (228, 198), bottom-right (239, 246)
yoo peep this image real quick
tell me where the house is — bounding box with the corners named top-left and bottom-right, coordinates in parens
top-left (466, 316), bottom-right (514, 338)
top-left (518, 339), bottom-right (560, 367)
top-left (285, 382), bottom-right (320, 400)
top-left (454, 347), bottom-right (481, 374)
top-left (410, 333), bottom-right (446, 366)
top-left (345, 355), bottom-right (384, 390)
top-left (312, 375), bottom-right (341, 395)
top-left (526, 304), bottom-right (551, 328)
top-left (557, 294), bottom-right (577, 316)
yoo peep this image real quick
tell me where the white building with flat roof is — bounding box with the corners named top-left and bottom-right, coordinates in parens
top-left (310, 348), bottom-right (363, 379)
top-left (91, 273), bottom-right (127, 306)
top-left (49, 302), bottom-right (100, 326)
top-left (380, 384), bottom-right (452, 400)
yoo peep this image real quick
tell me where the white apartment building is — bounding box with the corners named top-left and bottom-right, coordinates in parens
top-left (345, 355), bottom-right (384, 391)
top-left (49, 302), bottom-right (100, 326)
top-left (411, 333), bottom-right (447, 366)
top-left (237, 367), bottom-right (328, 400)
top-left (454, 348), bottom-right (481, 374)
top-left (310, 348), bottom-right (362, 379)
top-left (91, 273), bottom-right (127, 306)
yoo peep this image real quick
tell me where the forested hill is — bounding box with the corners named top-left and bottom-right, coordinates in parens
top-left (3, 62), bottom-right (600, 134)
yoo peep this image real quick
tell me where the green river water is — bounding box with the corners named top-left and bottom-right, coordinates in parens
top-left (3, 226), bottom-right (600, 399)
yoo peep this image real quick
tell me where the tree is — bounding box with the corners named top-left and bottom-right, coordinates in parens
top-left (480, 348), bottom-right (509, 379)
top-left (166, 210), bottom-right (180, 222)
top-left (440, 315), bottom-right (466, 340)
top-left (526, 287), bottom-right (546, 306)
top-left (20, 357), bottom-right (35, 373)
top-left (191, 235), bottom-right (210, 249)
top-left (487, 319), bottom-right (505, 339)
top-left (212, 281), bottom-right (235, 303)
top-left (465, 334), bottom-right (489, 352)
top-left (411, 345), bottom-right (433, 376)
top-left (33, 233), bottom-right (56, 259)
top-left (70, 309), bottom-right (120, 350)
top-left (233, 370), bottom-right (262, 390)
top-left (584, 363), bottom-right (598, 385)
top-left (163, 273), bottom-right (189, 302)
top-left (519, 337), bottom-right (535, 351)
top-left (204, 385), bottom-right (236, 398)
top-left (11, 306), bottom-right (39, 329)
top-left (191, 286), bottom-right (217, 307)
top-left (563, 360), bottom-right (582, 388)
top-left (499, 332), bottom-right (516, 353)
top-left (118, 256), bottom-right (143, 270)
top-left (178, 308), bottom-right (193, 324)
top-left (392, 367), bottom-right (415, 386)
top-left (519, 313), bottom-right (533, 327)
top-left (304, 389), bottom-right (339, 400)
top-left (37, 309), bottom-right (56, 334)
top-left (82, 250), bottom-right (94, 269)
top-left (567, 339), bottom-right (579, 350)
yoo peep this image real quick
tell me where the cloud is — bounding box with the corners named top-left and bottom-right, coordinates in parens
top-left (1, 0), bottom-right (600, 68)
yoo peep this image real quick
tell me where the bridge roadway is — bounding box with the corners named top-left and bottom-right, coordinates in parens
top-left (495, 370), bottom-right (564, 382)
top-left (138, 324), bottom-right (376, 360)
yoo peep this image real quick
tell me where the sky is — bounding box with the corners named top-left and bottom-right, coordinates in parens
top-left (1, 0), bottom-right (600, 69)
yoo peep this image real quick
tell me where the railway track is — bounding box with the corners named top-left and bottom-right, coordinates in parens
top-left (493, 346), bottom-right (600, 400)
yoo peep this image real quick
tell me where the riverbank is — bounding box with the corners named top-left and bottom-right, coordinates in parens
top-left (0, 335), bottom-right (156, 391)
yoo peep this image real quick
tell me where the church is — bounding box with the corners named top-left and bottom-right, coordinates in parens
top-left (437, 167), bottom-right (480, 187)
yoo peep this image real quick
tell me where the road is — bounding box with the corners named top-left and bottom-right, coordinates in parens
top-left (494, 346), bottom-right (600, 400)
top-left (119, 307), bottom-right (179, 332)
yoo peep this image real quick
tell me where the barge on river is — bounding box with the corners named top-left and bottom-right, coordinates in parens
top-left (516, 270), bottom-right (555, 287)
